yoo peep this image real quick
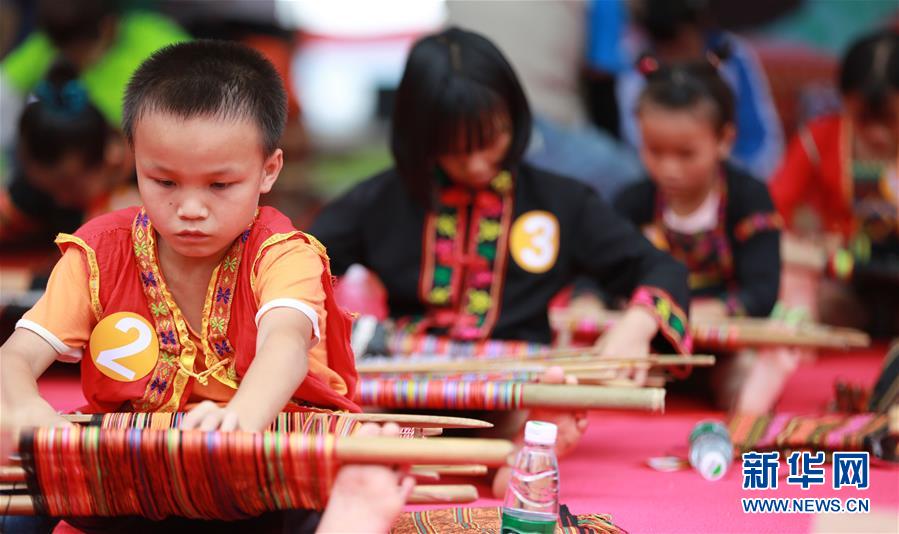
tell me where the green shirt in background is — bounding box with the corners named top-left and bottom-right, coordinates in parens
top-left (1, 11), bottom-right (189, 127)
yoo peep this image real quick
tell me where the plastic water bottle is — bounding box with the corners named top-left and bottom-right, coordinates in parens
top-left (688, 420), bottom-right (734, 481)
top-left (501, 421), bottom-right (560, 534)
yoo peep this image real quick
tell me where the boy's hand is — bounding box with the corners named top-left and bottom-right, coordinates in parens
top-left (180, 400), bottom-right (242, 431)
top-left (318, 422), bottom-right (415, 533)
top-left (1, 400), bottom-right (73, 462)
top-left (593, 306), bottom-right (658, 385)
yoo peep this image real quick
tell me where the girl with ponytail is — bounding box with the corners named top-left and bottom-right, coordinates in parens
top-left (614, 55), bottom-right (790, 414)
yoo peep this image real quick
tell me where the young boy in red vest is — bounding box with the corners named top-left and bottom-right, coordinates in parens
top-left (1, 40), bottom-right (412, 531)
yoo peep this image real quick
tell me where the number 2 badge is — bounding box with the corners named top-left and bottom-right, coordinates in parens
top-left (89, 312), bottom-right (159, 381)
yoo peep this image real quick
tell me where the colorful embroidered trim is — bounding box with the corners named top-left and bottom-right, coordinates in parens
top-left (629, 286), bottom-right (692, 355)
top-left (655, 177), bottom-right (735, 294)
top-left (733, 212), bottom-right (783, 242)
top-left (200, 232), bottom-right (248, 389)
top-left (129, 209), bottom-right (187, 411)
top-left (728, 412), bottom-right (888, 454)
top-left (55, 234), bottom-right (104, 321)
top-left (130, 208), bottom-right (249, 410)
top-left (418, 171), bottom-right (514, 341)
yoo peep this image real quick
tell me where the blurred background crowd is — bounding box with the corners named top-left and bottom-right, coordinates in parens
top-left (1, 0), bottom-right (896, 243)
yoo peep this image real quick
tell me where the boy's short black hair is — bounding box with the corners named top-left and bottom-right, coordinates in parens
top-left (123, 40), bottom-right (287, 155)
top-left (391, 27), bottom-right (531, 205)
top-left (839, 30), bottom-right (899, 117)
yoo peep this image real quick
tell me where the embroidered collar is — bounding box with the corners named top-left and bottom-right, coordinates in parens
top-left (415, 170), bottom-right (514, 340)
top-left (130, 207), bottom-right (252, 410)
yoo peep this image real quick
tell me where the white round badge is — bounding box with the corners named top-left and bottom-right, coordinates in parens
top-left (510, 211), bottom-right (560, 273)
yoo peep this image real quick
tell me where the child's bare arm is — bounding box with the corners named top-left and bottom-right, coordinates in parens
top-left (1, 329), bottom-right (72, 431)
top-left (182, 307), bottom-right (312, 431)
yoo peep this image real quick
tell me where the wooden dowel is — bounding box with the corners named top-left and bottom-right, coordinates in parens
top-left (693, 325), bottom-right (870, 350)
top-left (410, 470), bottom-right (440, 481)
top-left (0, 494), bottom-right (32, 515)
top-left (520, 384), bottom-right (664, 412)
top-left (357, 354), bottom-right (714, 375)
top-left (550, 309), bottom-right (870, 349)
top-left (0, 465), bottom-right (23, 483)
top-left (576, 375), bottom-right (669, 388)
top-left (345, 413), bottom-right (492, 429)
top-left (0, 436), bottom-right (514, 485)
top-left (0, 462), bottom-right (488, 485)
top-left (0, 486), bottom-right (480, 514)
top-left (334, 436), bottom-right (513, 466)
top-left (406, 484), bottom-right (478, 504)
top-left (410, 464), bottom-right (488, 478)
top-left (357, 382), bottom-right (665, 412)
top-left (60, 412), bottom-right (494, 430)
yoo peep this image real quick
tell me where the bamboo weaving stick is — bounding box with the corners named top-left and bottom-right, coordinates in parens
top-left (550, 309), bottom-right (870, 349)
top-left (356, 354), bottom-right (714, 375)
top-left (60, 412), bottom-right (494, 430)
top-left (521, 383), bottom-right (664, 411)
top-left (409, 465), bottom-right (488, 478)
top-left (356, 380), bottom-right (665, 412)
top-left (0, 485), bottom-right (480, 513)
top-left (0, 436), bottom-right (515, 482)
top-left (0, 435), bottom-right (515, 486)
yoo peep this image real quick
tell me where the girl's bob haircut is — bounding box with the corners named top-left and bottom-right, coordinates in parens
top-left (391, 27), bottom-right (532, 205)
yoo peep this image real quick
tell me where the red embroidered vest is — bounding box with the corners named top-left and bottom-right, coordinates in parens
top-left (57, 206), bottom-right (359, 413)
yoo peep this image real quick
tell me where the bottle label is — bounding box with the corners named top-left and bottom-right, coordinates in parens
top-left (689, 420), bottom-right (730, 444)
top-left (501, 511), bottom-right (556, 534)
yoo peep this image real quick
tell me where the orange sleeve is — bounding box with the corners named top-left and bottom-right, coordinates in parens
top-left (18, 248), bottom-right (96, 361)
top-left (253, 239), bottom-right (347, 396)
top-left (769, 126), bottom-right (818, 230)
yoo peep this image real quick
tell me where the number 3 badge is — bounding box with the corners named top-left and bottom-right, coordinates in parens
top-left (510, 211), bottom-right (560, 273)
top-left (89, 312), bottom-right (159, 381)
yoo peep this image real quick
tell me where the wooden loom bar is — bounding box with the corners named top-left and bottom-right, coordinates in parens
top-left (356, 354), bottom-right (715, 375)
top-left (0, 485), bottom-right (480, 514)
top-left (410, 464), bottom-right (488, 478)
top-left (356, 380), bottom-right (665, 412)
top-left (522, 383), bottom-right (664, 411)
top-left (0, 434), bottom-right (514, 486)
top-left (59, 412), bottom-right (494, 430)
top-left (550, 309), bottom-right (870, 349)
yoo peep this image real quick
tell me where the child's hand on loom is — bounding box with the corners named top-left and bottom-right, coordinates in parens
top-left (593, 306), bottom-right (657, 385)
top-left (181, 400), bottom-right (243, 431)
top-left (1, 400), bottom-right (72, 461)
top-left (690, 298), bottom-right (729, 322)
top-left (318, 422), bottom-right (415, 533)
